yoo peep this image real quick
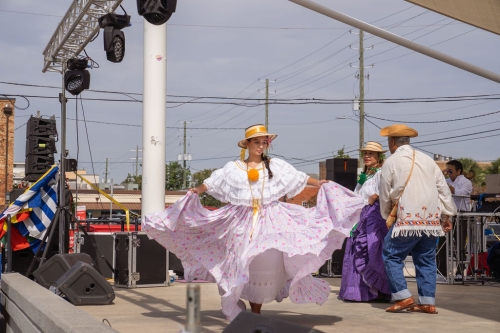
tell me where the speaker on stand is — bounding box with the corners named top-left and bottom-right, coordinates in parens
top-left (325, 158), bottom-right (358, 191)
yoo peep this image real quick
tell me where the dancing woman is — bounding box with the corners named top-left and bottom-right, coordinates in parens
top-left (143, 124), bottom-right (364, 320)
top-left (338, 142), bottom-right (391, 301)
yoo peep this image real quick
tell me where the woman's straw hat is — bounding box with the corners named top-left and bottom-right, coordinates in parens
top-left (359, 141), bottom-right (387, 153)
top-left (238, 124), bottom-right (277, 148)
top-left (380, 124), bottom-right (418, 138)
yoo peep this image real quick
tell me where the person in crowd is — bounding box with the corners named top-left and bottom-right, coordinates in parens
top-left (446, 159), bottom-right (473, 212)
top-left (379, 124), bottom-right (456, 314)
top-left (445, 159), bottom-right (473, 280)
top-left (142, 124), bottom-right (364, 320)
top-left (338, 142), bottom-right (391, 302)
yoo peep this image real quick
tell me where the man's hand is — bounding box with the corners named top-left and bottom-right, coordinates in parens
top-left (448, 184), bottom-right (455, 194)
top-left (441, 216), bottom-right (452, 233)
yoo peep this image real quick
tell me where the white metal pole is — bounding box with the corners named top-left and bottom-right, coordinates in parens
top-left (110, 178), bottom-right (113, 219)
top-left (289, 0), bottom-right (500, 84)
top-left (142, 20), bottom-right (167, 220)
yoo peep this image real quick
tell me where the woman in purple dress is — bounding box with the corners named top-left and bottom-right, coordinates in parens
top-left (338, 142), bottom-right (391, 301)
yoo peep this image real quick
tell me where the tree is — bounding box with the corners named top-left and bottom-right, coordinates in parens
top-left (485, 157), bottom-right (500, 175)
top-left (457, 158), bottom-right (484, 186)
top-left (165, 161), bottom-right (191, 190)
top-left (123, 173), bottom-right (142, 190)
top-left (335, 146), bottom-right (350, 159)
top-left (192, 168), bottom-right (224, 207)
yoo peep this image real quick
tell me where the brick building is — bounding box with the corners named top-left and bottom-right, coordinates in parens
top-left (0, 99), bottom-right (15, 208)
top-left (284, 185), bottom-right (319, 208)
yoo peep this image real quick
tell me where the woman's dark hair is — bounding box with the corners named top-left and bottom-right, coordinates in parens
top-left (261, 153), bottom-right (273, 179)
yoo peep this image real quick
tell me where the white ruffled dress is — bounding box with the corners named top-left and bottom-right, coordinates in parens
top-left (143, 158), bottom-right (364, 320)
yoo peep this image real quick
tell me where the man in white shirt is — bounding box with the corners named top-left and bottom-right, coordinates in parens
top-left (445, 160), bottom-right (473, 211)
top-left (379, 124), bottom-right (456, 314)
top-left (445, 159), bottom-right (473, 280)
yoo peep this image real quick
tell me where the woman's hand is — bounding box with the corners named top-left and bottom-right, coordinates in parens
top-left (189, 184), bottom-right (207, 195)
top-left (189, 187), bottom-right (200, 195)
top-left (318, 180), bottom-right (329, 187)
top-left (307, 178), bottom-right (329, 188)
top-left (368, 194), bottom-right (379, 206)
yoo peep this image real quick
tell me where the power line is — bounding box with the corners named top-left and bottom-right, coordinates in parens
top-left (366, 110), bottom-right (500, 123)
top-left (412, 128), bottom-right (500, 144)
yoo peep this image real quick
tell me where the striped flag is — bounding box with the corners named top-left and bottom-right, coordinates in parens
top-left (0, 165), bottom-right (59, 249)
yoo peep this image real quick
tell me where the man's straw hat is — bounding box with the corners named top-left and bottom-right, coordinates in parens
top-left (380, 124), bottom-right (418, 138)
top-left (359, 141), bottom-right (387, 153)
top-left (238, 124), bottom-right (277, 148)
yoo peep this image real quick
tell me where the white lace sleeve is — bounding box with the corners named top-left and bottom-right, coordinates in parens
top-left (267, 158), bottom-right (309, 200)
top-left (202, 158), bottom-right (309, 206)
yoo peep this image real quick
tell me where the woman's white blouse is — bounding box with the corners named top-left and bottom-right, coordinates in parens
top-left (354, 170), bottom-right (381, 206)
top-left (203, 158), bottom-right (309, 207)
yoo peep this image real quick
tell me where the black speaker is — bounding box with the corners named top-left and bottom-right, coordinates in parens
top-left (223, 312), bottom-right (324, 333)
top-left (78, 233), bottom-right (114, 279)
top-left (33, 253), bottom-right (95, 288)
top-left (6, 229), bottom-right (61, 278)
top-left (55, 261), bottom-right (115, 305)
top-left (325, 158), bottom-right (358, 191)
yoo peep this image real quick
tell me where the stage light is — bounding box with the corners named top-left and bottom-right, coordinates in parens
top-left (64, 59), bottom-right (90, 96)
top-left (99, 13), bottom-right (131, 63)
top-left (137, 0), bottom-right (177, 26)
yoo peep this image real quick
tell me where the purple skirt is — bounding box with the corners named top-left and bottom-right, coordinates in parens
top-left (338, 201), bottom-right (391, 301)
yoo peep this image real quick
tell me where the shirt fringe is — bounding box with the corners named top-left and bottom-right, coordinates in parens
top-left (391, 225), bottom-right (444, 238)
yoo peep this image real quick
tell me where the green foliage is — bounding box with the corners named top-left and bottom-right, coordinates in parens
top-left (123, 173), bottom-right (142, 190)
top-left (192, 168), bottom-right (216, 186)
top-left (165, 161), bottom-right (191, 190)
top-left (335, 146), bottom-right (350, 159)
top-left (192, 168), bottom-right (224, 208)
top-left (457, 158), bottom-right (484, 186)
top-left (485, 157), bottom-right (500, 175)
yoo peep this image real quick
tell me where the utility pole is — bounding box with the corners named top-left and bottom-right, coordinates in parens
top-left (183, 121), bottom-right (187, 189)
top-left (259, 79), bottom-right (276, 155)
top-left (104, 158), bottom-right (109, 184)
top-left (350, 30), bottom-right (373, 169)
top-left (359, 30), bottom-right (365, 170)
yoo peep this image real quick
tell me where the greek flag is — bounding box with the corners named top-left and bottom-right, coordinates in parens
top-left (0, 165), bottom-right (59, 240)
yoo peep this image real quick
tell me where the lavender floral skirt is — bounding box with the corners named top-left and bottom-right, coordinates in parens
top-left (338, 201), bottom-right (391, 301)
top-left (143, 182), bottom-right (364, 320)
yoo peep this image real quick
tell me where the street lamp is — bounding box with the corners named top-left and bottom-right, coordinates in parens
top-left (3, 104), bottom-right (13, 204)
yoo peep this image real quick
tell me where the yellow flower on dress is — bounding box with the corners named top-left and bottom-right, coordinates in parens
top-left (247, 169), bottom-right (259, 182)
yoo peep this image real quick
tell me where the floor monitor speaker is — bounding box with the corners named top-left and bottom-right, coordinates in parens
top-left (33, 253), bottom-right (95, 288)
top-left (55, 261), bottom-right (115, 305)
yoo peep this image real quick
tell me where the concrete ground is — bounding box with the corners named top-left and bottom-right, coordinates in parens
top-left (80, 277), bottom-right (500, 333)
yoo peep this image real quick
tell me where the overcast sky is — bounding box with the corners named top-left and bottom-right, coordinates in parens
top-left (1, 0), bottom-right (499, 184)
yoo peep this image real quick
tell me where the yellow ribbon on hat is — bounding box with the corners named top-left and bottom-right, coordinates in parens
top-left (240, 125), bottom-right (268, 161)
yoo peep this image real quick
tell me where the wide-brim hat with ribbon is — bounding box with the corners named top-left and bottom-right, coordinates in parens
top-left (380, 123), bottom-right (418, 138)
top-left (359, 141), bottom-right (387, 153)
top-left (238, 124), bottom-right (277, 149)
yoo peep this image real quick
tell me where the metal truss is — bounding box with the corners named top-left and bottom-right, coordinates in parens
top-left (42, 0), bottom-right (124, 73)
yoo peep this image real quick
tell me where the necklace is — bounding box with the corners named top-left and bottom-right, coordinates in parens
top-left (357, 167), bottom-right (380, 185)
top-left (247, 162), bottom-right (265, 241)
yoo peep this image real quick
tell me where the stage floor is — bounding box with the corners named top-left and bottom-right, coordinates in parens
top-left (80, 277), bottom-right (500, 333)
